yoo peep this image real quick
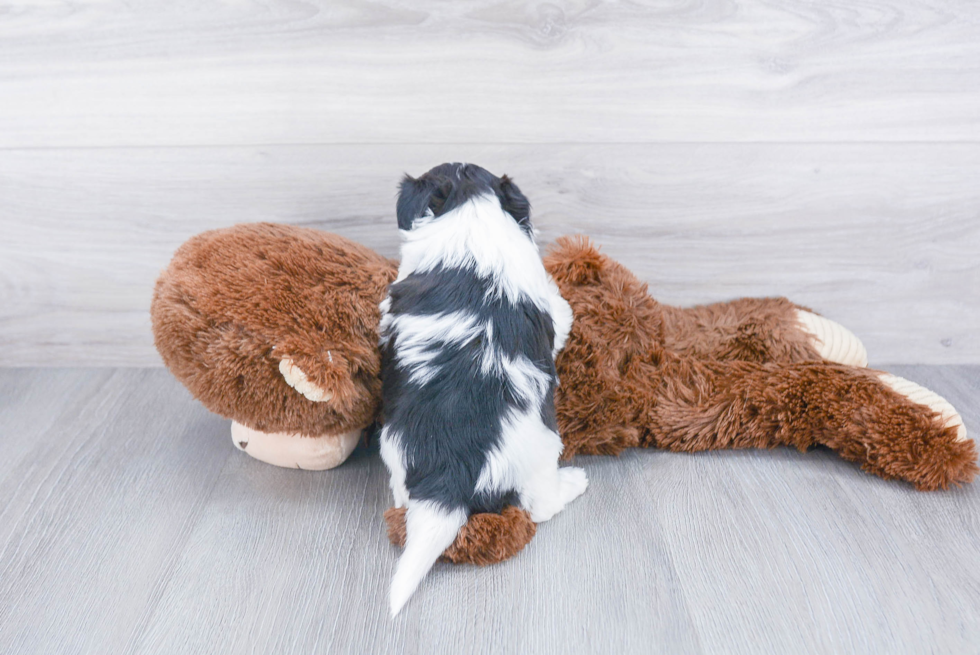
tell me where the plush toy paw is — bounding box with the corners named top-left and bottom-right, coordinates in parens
top-left (796, 310), bottom-right (869, 367)
top-left (279, 357), bottom-right (333, 402)
top-left (231, 421), bottom-right (361, 470)
top-left (878, 374), bottom-right (968, 442)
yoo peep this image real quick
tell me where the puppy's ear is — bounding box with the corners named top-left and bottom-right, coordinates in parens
top-left (396, 175), bottom-right (432, 230)
top-left (497, 175), bottom-right (531, 228)
top-left (426, 177), bottom-right (455, 218)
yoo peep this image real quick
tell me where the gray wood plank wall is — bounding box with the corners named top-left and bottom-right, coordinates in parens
top-left (1, 1), bottom-right (978, 365)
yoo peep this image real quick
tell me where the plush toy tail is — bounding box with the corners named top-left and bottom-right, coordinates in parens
top-left (390, 500), bottom-right (467, 616)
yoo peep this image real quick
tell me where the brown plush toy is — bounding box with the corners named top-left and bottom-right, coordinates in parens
top-left (152, 223), bottom-right (977, 565)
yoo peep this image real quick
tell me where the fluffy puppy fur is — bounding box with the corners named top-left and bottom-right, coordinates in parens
top-left (378, 163), bottom-right (588, 615)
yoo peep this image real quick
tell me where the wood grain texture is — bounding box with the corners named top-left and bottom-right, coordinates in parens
top-left (2, 144), bottom-right (977, 365)
top-left (0, 369), bottom-right (231, 654)
top-left (0, 366), bottom-right (977, 654)
top-left (0, 0), bottom-right (978, 146)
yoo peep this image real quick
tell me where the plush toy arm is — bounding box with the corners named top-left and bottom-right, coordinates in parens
top-left (659, 298), bottom-right (867, 367)
top-left (646, 359), bottom-right (976, 491)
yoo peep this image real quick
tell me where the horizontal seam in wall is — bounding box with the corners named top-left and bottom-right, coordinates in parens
top-left (1, 140), bottom-right (979, 152)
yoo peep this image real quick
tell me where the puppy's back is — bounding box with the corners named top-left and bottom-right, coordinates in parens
top-left (382, 263), bottom-right (555, 513)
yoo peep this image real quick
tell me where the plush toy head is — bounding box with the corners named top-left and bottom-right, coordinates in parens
top-left (151, 223), bottom-right (398, 467)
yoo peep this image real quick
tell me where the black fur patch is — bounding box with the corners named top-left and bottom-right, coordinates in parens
top-left (381, 264), bottom-right (556, 514)
top-left (396, 163), bottom-right (532, 235)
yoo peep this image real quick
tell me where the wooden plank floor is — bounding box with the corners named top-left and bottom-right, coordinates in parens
top-left (1, 366), bottom-right (978, 654)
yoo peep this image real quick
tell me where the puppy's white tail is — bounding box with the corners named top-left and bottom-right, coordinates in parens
top-left (390, 500), bottom-right (466, 616)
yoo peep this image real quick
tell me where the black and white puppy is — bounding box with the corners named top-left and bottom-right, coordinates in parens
top-left (379, 163), bottom-right (588, 615)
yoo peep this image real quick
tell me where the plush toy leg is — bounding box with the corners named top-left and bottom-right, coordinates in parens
top-left (877, 373), bottom-right (967, 442)
top-left (658, 298), bottom-right (867, 367)
top-left (231, 421), bottom-right (361, 470)
top-left (648, 361), bottom-right (977, 490)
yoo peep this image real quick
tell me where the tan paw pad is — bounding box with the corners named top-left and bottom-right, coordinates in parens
top-left (796, 310), bottom-right (869, 368)
top-left (878, 373), bottom-right (968, 442)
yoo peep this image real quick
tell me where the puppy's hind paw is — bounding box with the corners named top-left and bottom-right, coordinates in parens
top-left (279, 357), bottom-right (333, 402)
top-left (558, 466), bottom-right (589, 504)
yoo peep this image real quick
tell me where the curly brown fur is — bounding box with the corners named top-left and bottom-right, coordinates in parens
top-left (645, 360), bottom-right (978, 489)
top-left (385, 506), bottom-right (536, 565)
top-left (543, 235), bottom-right (664, 458)
top-left (545, 236), bottom-right (978, 490)
top-left (151, 223), bottom-right (397, 437)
